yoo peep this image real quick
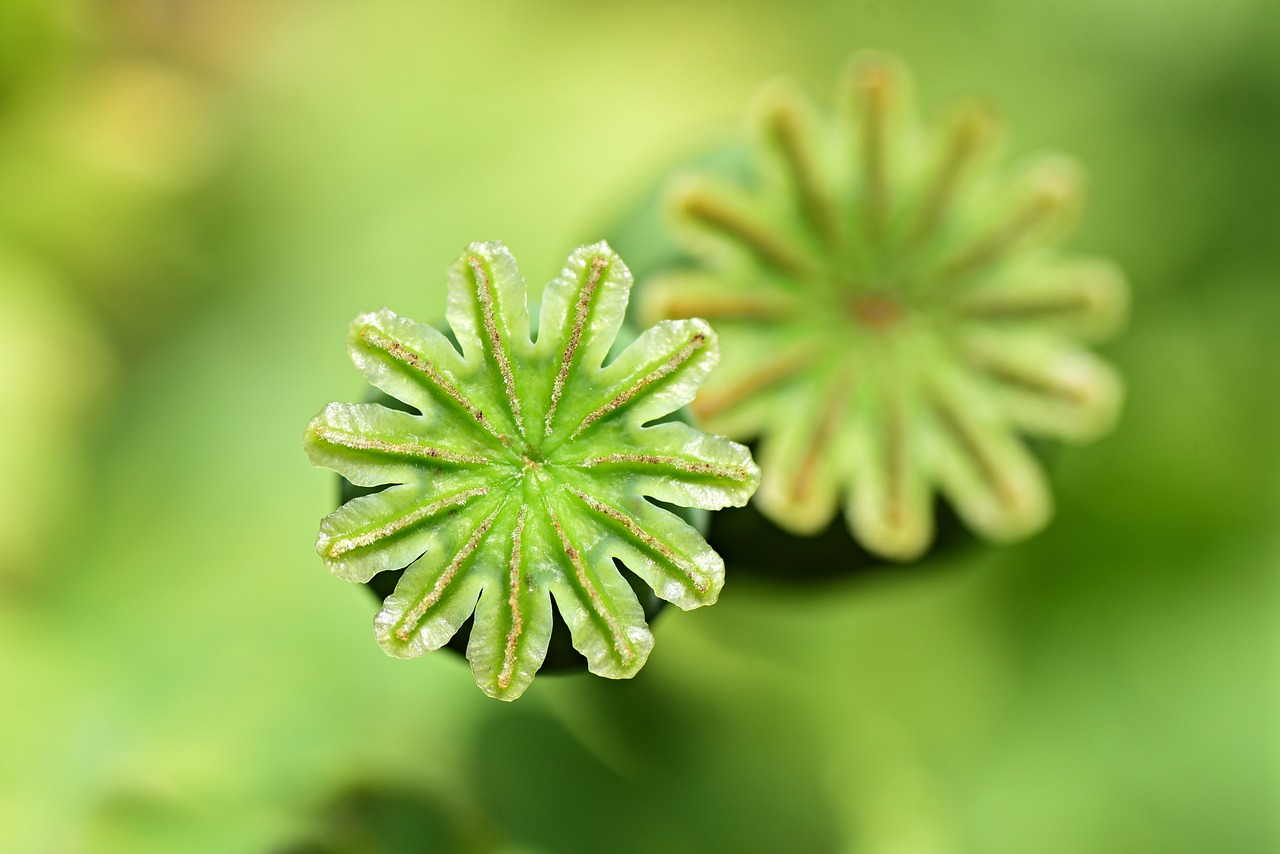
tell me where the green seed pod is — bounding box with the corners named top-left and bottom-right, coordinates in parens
top-left (305, 241), bottom-right (759, 700)
top-left (336, 388), bottom-right (672, 673)
top-left (620, 54), bottom-right (1128, 567)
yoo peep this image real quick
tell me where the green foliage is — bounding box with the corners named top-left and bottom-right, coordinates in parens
top-left (304, 241), bottom-right (758, 699)
top-left (642, 55), bottom-right (1128, 560)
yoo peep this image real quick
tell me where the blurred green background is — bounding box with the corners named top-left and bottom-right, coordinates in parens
top-left (0, 0), bottom-right (1276, 851)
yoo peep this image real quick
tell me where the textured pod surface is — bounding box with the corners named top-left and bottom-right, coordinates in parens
top-left (336, 390), bottom-right (672, 673)
top-left (304, 241), bottom-right (759, 700)
top-left (641, 54), bottom-right (1129, 562)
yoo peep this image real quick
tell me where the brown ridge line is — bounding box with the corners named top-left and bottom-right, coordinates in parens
top-left (857, 61), bottom-right (892, 245)
top-left (358, 327), bottom-right (503, 443)
top-left (953, 292), bottom-right (1092, 321)
top-left (929, 392), bottom-right (1017, 506)
top-left (497, 505), bottom-right (529, 691)
top-left (546, 503), bottom-right (635, 666)
top-left (692, 348), bottom-right (818, 421)
top-left (765, 99), bottom-right (840, 248)
top-left (468, 255), bottom-right (525, 437)
top-left (656, 293), bottom-right (797, 322)
top-left (907, 107), bottom-right (989, 249)
top-left (396, 500), bottom-right (504, 643)
top-left (570, 333), bottom-right (708, 438)
top-left (314, 427), bottom-right (490, 465)
top-left (790, 371), bottom-right (853, 503)
top-left (328, 486), bottom-right (490, 559)
top-left (679, 189), bottom-right (820, 278)
top-left (971, 358), bottom-right (1089, 405)
top-left (546, 254), bottom-right (608, 435)
top-left (568, 488), bottom-right (709, 595)
top-left (936, 188), bottom-right (1066, 285)
top-left (578, 453), bottom-right (752, 482)
top-left (884, 399), bottom-right (907, 529)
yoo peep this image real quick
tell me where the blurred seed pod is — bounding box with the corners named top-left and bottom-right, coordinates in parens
top-left (612, 54), bottom-right (1128, 575)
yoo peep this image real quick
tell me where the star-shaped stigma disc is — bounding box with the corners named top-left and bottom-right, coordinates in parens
top-left (305, 241), bottom-right (759, 700)
top-left (640, 55), bottom-right (1128, 561)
